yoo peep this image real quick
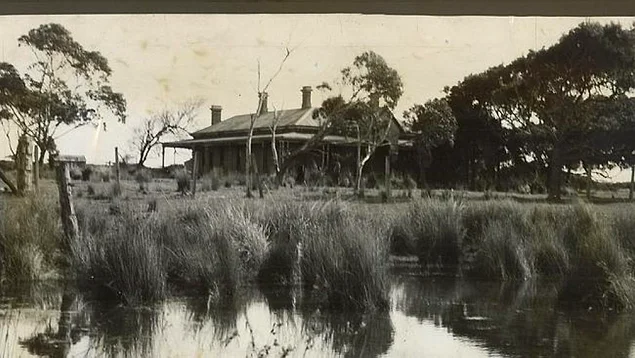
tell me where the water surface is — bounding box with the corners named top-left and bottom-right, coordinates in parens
top-left (2, 270), bottom-right (635, 357)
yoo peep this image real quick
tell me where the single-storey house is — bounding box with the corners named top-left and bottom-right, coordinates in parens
top-left (162, 86), bottom-right (416, 182)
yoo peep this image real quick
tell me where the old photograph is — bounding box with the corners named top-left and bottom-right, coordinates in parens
top-left (1, 12), bottom-right (635, 357)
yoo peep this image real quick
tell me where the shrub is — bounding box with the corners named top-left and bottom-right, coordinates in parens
top-left (199, 171), bottom-right (221, 192)
top-left (81, 167), bottom-right (92, 181)
top-left (404, 175), bottom-right (416, 197)
top-left (110, 182), bottom-right (122, 198)
top-left (70, 167), bottom-right (82, 181)
top-left (175, 170), bottom-right (190, 194)
top-left (100, 169), bottom-right (112, 182)
top-left (135, 169), bottom-right (152, 192)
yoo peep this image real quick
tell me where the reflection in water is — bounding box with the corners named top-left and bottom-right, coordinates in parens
top-left (259, 284), bottom-right (394, 357)
top-left (392, 275), bottom-right (635, 358)
top-left (6, 274), bottom-right (635, 357)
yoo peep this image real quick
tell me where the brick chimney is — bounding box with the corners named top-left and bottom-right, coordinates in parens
top-left (258, 92), bottom-right (268, 115)
top-left (210, 105), bottom-right (222, 125)
top-left (301, 86), bottom-right (312, 109)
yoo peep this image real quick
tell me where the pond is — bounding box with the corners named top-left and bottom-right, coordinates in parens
top-left (2, 267), bottom-right (635, 357)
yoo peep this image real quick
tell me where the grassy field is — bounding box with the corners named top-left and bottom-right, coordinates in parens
top-left (2, 176), bottom-right (635, 311)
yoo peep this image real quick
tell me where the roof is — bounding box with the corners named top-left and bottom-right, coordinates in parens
top-left (192, 107), bottom-right (320, 138)
top-left (55, 155), bottom-right (87, 163)
top-left (163, 132), bottom-right (414, 149)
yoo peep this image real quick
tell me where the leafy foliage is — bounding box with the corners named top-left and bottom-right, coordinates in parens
top-left (0, 23), bottom-right (126, 163)
top-left (404, 98), bottom-right (458, 187)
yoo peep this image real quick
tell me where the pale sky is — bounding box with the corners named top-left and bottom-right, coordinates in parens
top-left (1, 15), bottom-right (634, 181)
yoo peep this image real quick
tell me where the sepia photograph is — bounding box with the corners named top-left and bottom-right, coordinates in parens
top-left (2, 6), bottom-right (635, 357)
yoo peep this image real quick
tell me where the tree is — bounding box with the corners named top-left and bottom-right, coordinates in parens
top-left (272, 82), bottom-right (336, 185)
top-left (403, 98), bottom-right (458, 190)
top-left (476, 22), bottom-right (635, 200)
top-left (130, 99), bottom-right (203, 168)
top-left (445, 72), bottom-right (511, 191)
top-left (0, 23), bottom-right (126, 165)
top-left (245, 48), bottom-right (293, 198)
top-left (319, 51), bottom-right (403, 195)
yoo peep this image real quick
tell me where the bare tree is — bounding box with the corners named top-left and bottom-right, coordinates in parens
top-left (269, 105), bottom-right (282, 175)
top-left (245, 48), bottom-right (293, 198)
top-left (130, 99), bottom-right (203, 168)
top-left (0, 121), bottom-right (17, 159)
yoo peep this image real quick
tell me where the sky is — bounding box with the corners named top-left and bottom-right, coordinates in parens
top-left (1, 14), bottom-right (634, 181)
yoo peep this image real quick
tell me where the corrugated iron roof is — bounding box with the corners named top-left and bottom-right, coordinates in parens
top-left (192, 107), bottom-right (319, 137)
top-left (163, 132), bottom-right (413, 149)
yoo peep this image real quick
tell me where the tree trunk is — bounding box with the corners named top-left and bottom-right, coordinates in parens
top-left (585, 163), bottom-right (592, 201)
top-left (355, 152), bottom-right (372, 197)
top-left (547, 144), bottom-right (562, 201)
top-left (271, 137), bottom-right (280, 175)
top-left (0, 169), bottom-right (18, 195)
top-left (246, 127), bottom-right (254, 198)
top-left (37, 144), bottom-right (47, 167)
top-left (252, 156), bottom-right (264, 198)
top-left (419, 167), bottom-right (428, 192)
top-left (629, 165), bottom-right (634, 201)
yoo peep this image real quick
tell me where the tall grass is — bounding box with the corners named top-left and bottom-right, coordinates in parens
top-left (558, 205), bottom-right (635, 310)
top-left (392, 198), bottom-right (635, 310)
top-left (256, 200), bottom-right (391, 311)
top-left (396, 199), bottom-right (465, 273)
top-left (73, 200), bottom-right (269, 304)
top-left (72, 205), bottom-right (167, 304)
top-left (0, 193), bottom-right (61, 281)
top-left (72, 199), bottom-right (389, 310)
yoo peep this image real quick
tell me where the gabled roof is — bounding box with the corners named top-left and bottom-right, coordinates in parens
top-left (192, 107), bottom-right (320, 138)
top-left (56, 154), bottom-right (87, 163)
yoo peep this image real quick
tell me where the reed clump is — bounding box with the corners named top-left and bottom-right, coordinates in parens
top-left (0, 193), bottom-right (62, 281)
top-left (256, 200), bottom-right (391, 311)
top-left (391, 198), bottom-right (635, 310)
top-left (400, 199), bottom-right (465, 273)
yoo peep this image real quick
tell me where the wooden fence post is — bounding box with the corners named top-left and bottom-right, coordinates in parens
top-left (16, 134), bottom-right (33, 195)
top-left (115, 147), bottom-right (120, 186)
top-left (162, 145), bottom-right (166, 169)
top-left (56, 161), bottom-right (79, 252)
top-left (33, 147), bottom-right (39, 190)
top-left (191, 149), bottom-right (198, 197)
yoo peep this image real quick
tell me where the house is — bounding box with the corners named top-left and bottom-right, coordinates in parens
top-left (162, 86), bottom-right (416, 182)
top-left (56, 154), bottom-right (87, 171)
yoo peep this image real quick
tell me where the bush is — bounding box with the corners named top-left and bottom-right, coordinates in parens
top-left (81, 167), bottom-right (92, 181)
top-left (70, 167), bottom-right (82, 180)
top-left (135, 169), bottom-right (152, 192)
top-left (200, 171), bottom-right (221, 192)
top-left (110, 182), bottom-right (122, 198)
top-left (175, 170), bottom-right (190, 194)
